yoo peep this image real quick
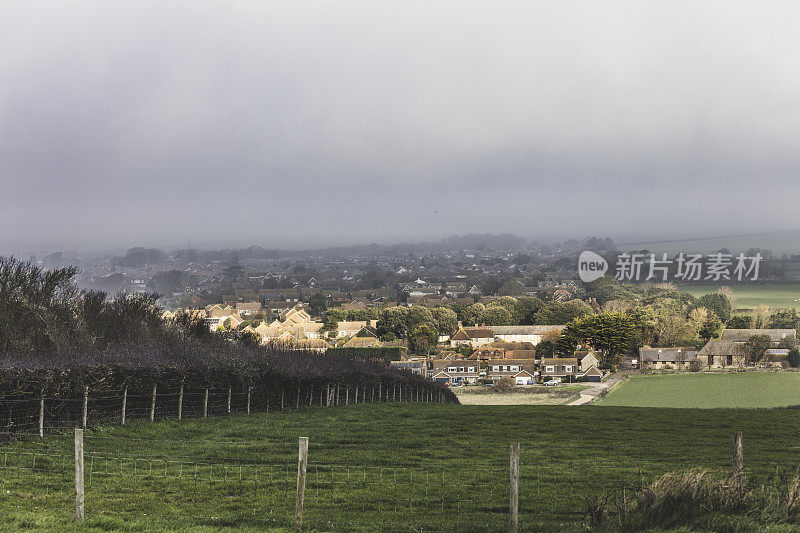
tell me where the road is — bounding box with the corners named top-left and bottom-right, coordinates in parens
top-left (567, 370), bottom-right (632, 405)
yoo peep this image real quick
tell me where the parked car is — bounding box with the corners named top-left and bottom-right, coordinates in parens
top-left (543, 378), bottom-right (562, 386)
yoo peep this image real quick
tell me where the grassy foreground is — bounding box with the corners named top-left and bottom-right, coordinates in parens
top-left (598, 372), bottom-right (800, 408)
top-left (2, 403), bottom-right (800, 531)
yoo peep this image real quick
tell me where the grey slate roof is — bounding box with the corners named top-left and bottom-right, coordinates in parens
top-left (640, 347), bottom-right (698, 363)
top-left (719, 329), bottom-right (796, 343)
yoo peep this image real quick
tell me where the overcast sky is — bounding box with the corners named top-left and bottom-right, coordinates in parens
top-left (2, 1), bottom-right (800, 251)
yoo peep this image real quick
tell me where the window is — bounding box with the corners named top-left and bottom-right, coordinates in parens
top-left (565, 366), bottom-right (573, 372)
top-left (447, 367), bottom-right (456, 372)
top-left (545, 365), bottom-right (555, 373)
top-left (511, 365), bottom-right (519, 371)
top-left (468, 367), bottom-right (475, 372)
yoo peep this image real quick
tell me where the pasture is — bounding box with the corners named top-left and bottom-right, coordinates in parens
top-left (2, 402), bottom-right (800, 531)
top-left (598, 372), bottom-right (800, 408)
top-left (681, 283), bottom-right (800, 310)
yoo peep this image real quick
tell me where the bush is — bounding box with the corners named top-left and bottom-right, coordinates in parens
top-left (587, 467), bottom-right (800, 530)
top-left (493, 377), bottom-right (515, 392)
top-left (789, 348), bottom-right (800, 368)
top-left (327, 346), bottom-right (404, 362)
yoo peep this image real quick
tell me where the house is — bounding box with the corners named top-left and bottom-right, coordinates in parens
top-left (720, 329), bottom-right (796, 345)
top-left (698, 340), bottom-right (745, 369)
top-left (431, 360), bottom-right (480, 385)
top-left (449, 326), bottom-right (495, 348)
top-left (235, 301), bottom-right (262, 316)
top-left (639, 347), bottom-right (699, 369)
top-left (472, 346), bottom-right (506, 360)
top-left (485, 359), bottom-right (536, 385)
top-left (280, 304), bottom-right (312, 325)
top-left (335, 320), bottom-right (376, 338)
top-left (343, 336), bottom-right (383, 348)
top-left (578, 352), bottom-right (600, 371)
top-left (492, 325), bottom-right (566, 345)
top-left (391, 360), bottom-right (427, 377)
top-left (540, 358), bottom-right (580, 382)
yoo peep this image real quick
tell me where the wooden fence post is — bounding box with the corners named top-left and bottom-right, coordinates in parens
top-left (203, 388), bottom-right (209, 418)
top-left (309, 386), bottom-right (313, 407)
top-left (335, 384), bottom-right (340, 406)
top-left (378, 382), bottom-right (382, 402)
top-left (346, 386), bottom-right (350, 406)
top-left (281, 388), bottom-right (285, 411)
top-left (732, 431), bottom-right (743, 477)
top-left (247, 386), bottom-right (252, 414)
top-left (150, 384), bottom-right (157, 422)
top-left (39, 396), bottom-right (45, 438)
top-left (296, 384), bottom-right (300, 410)
top-left (75, 428), bottom-right (84, 522)
top-left (510, 442), bottom-right (520, 533)
top-left (121, 388), bottom-right (127, 425)
top-left (178, 382), bottom-right (184, 420)
top-left (295, 436), bottom-right (309, 531)
top-left (227, 386), bottom-right (232, 415)
top-left (326, 383), bottom-right (330, 407)
top-left (82, 386), bottom-right (88, 429)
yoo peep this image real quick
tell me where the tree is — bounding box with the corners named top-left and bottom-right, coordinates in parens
top-left (376, 307), bottom-right (408, 338)
top-left (430, 307), bottom-right (458, 335)
top-left (512, 296), bottom-right (545, 325)
top-left (698, 312), bottom-right (722, 343)
top-left (460, 303), bottom-right (486, 326)
top-left (405, 306), bottom-right (433, 332)
top-left (752, 305), bottom-right (771, 328)
top-left (768, 309), bottom-right (800, 330)
top-left (558, 312), bottom-right (638, 365)
top-left (480, 306), bottom-right (513, 326)
top-left (788, 348), bottom-right (800, 368)
top-left (726, 314), bottom-right (752, 329)
top-left (697, 292), bottom-right (732, 323)
top-left (408, 323), bottom-right (437, 354)
top-left (741, 334), bottom-right (773, 364)
top-left (535, 339), bottom-right (555, 358)
top-left (534, 300), bottom-right (593, 325)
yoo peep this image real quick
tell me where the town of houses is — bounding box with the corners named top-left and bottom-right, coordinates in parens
top-left (26, 237), bottom-right (800, 387)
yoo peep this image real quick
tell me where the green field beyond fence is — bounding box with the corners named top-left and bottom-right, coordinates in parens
top-left (598, 373), bottom-right (800, 408)
top-left (2, 403), bottom-right (800, 531)
top-left (680, 283), bottom-right (800, 310)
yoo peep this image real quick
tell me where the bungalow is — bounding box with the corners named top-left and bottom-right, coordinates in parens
top-left (698, 340), bottom-right (745, 369)
top-left (491, 325), bottom-right (566, 345)
top-left (391, 360), bottom-right (427, 377)
top-left (639, 347), bottom-right (699, 369)
top-left (485, 359), bottom-right (536, 385)
top-left (431, 360), bottom-right (480, 385)
top-left (236, 301), bottom-right (262, 316)
top-left (449, 326), bottom-right (495, 348)
top-left (540, 358), bottom-right (580, 382)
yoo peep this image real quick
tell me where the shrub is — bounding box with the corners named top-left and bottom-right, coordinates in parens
top-left (788, 348), bottom-right (800, 368)
top-left (493, 377), bottom-right (515, 392)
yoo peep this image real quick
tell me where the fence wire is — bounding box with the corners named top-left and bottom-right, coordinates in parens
top-left (3, 432), bottom-right (796, 531)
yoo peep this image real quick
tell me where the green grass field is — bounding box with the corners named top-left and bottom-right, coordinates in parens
top-left (598, 373), bottom-right (800, 408)
top-left (681, 283), bottom-right (800, 310)
top-left (2, 403), bottom-right (800, 531)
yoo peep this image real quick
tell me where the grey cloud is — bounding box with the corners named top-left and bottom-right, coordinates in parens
top-left (2, 1), bottom-right (800, 250)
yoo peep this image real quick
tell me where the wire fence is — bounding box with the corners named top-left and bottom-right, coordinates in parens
top-left (2, 431), bottom-right (795, 531)
top-left (1, 382), bottom-right (448, 436)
